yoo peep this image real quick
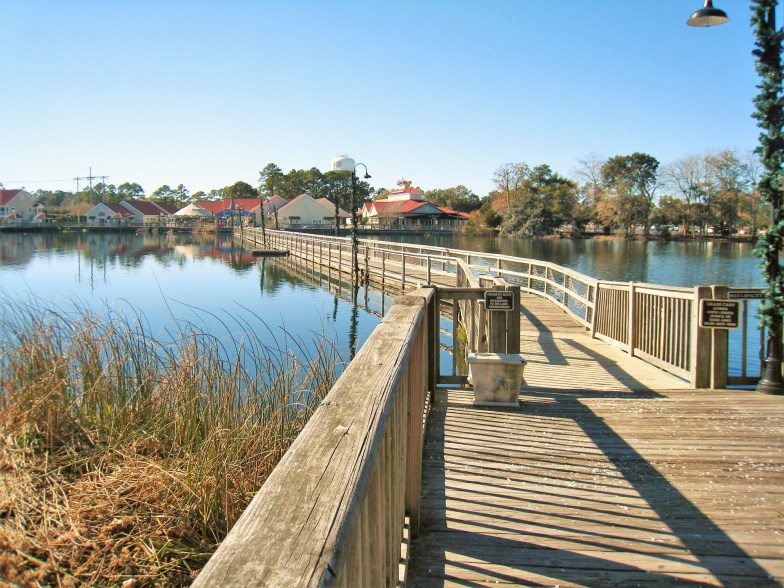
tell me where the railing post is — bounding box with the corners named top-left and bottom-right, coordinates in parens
top-left (590, 282), bottom-right (599, 338)
top-left (488, 280), bottom-right (507, 353)
top-left (741, 299), bottom-right (749, 378)
top-left (506, 284), bottom-right (521, 354)
top-left (692, 286), bottom-right (712, 388)
top-left (430, 288), bottom-right (438, 399)
top-left (711, 285), bottom-right (729, 389)
top-left (628, 282), bottom-right (637, 357)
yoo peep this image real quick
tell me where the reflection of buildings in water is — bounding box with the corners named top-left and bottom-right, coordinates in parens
top-left (174, 245), bottom-right (203, 258)
top-left (0, 233), bottom-right (36, 266)
top-left (1, 231), bottom-right (259, 275)
top-left (91, 233), bottom-right (256, 267)
top-left (202, 245), bottom-right (254, 267)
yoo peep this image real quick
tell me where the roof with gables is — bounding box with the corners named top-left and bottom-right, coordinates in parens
top-left (197, 200), bottom-right (227, 215)
top-left (154, 202), bottom-right (179, 215)
top-left (1, 189), bottom-right (24, 206)
top-left (121, 200), bottom-right (173, 216)
top-left (315, 197), bottom-right (350, 217)
top-left (363, 199), bottom-right (469, 219)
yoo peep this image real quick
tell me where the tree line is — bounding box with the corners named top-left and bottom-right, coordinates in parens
top-left (23, 148), bottom-right (768, 237)
top-left (473, 147), bottom-right (767, 238)
top-left (27, 164), bottom-right (376, 218)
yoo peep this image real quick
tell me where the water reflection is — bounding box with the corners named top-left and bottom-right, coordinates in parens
top-left (1, 231), bottom-right (772, 379)
top-left (0, 232), bottom-right (379, 364)
top-left (0, 231), bottom-right (263, 272)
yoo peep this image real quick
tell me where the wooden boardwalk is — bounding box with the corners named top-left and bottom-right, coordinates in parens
top-left (407, 295), bottom-right (784, 587)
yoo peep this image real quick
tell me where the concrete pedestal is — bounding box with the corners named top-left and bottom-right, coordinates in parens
top-left (467, 352), bottom-right (527, 407)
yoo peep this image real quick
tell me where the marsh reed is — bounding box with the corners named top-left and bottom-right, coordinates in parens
top-left (0, 300), bottom-right (342, 586)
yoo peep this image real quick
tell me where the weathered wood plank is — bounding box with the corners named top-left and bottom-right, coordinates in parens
top-left (408, 387), bottom-right (784, 587)
top-left (194, 293), bottom-right (431, 587)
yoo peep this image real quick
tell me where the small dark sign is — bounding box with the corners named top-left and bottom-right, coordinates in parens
top-left (728, 289), bottom-right (766, 300)
top-left (484, 290), bottom-right (515, 311)
top-left (700, 299), bottom-right (740, 329)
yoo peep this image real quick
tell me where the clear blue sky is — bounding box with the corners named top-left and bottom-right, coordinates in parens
top-left (0, 0), bottom-right (766, 199)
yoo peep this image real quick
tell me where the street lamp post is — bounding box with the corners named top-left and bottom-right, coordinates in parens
top-left (331, 156), bottom-right (371, 278)
top-left (688, 0), bottom-right (783, 394)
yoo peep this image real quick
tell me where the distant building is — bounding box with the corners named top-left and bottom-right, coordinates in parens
top-left (197, 196), bottom-right (288, 226)
top-left (31, 211), bottom-right (48, 224)
top-left (383, 179), bottom-right (425, 202)
top-left (119, 200), bottom-right (175, 225)
top-left (361, 180), bottom-right (468, 230)
top-left (174, 203), bottom-right (213, 219)
top-left (85, 203), bottom-right (133, 225)
top-left (277, 194), bottom-right (349, 229)
top-left (0, 189), bottom-right (36, 223)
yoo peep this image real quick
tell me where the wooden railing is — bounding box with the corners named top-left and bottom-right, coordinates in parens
top-left (193, 288), bottom-right (434, 587)
top-left (592, 282), bottom-right (700, 383)
top-left (237, 229), bottom-right (755, 388)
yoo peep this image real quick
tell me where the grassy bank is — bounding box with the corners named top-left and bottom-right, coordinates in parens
top-left (0, 301), bottom-right (341, 586)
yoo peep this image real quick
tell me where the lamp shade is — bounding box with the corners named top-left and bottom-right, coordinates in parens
top-left (687, 0), bottom-right (729, 27)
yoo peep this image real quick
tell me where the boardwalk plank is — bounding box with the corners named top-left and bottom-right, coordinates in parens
top-left (409, 387), bottom-right (784, 587)
top-left (235, 237), bottom-right (784, 586)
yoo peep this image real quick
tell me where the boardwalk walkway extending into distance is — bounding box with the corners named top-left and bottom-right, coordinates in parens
top-left (197, 229), bottom-right (784, 587)
top-left (407, 293), bottom-right (784, 586)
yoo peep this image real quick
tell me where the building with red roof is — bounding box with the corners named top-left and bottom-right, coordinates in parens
top-left (383, 179), bottom-right (425, 202)
top-left (196, 196), bottom-right (288, 226)
top-left (84, 200), bottom-right (178, 225)
top-left (361, 180), bottom-right (468, 231)
top-left (85, 203), bottom-right (134, 225)
top-left (0, 189), bottom-right (36, 223)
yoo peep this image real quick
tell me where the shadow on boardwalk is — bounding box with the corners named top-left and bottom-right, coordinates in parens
top-left (409, 297), bottom-right (783, 586)
top-left (409, 383), bottom-right (783, 587)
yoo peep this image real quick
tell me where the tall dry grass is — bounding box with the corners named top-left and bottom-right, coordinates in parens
top-left (0, 300), bottom-right (342, 586)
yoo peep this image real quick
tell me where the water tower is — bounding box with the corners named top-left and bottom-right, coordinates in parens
top-left (331, 155), bottom-right (355, 173)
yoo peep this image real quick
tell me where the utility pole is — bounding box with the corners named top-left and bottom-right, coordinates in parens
top-left (74, 167), bottom-right (108, 204)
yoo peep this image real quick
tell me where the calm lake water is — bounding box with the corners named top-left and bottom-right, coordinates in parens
top-left (370, 234), bottom-right (768, 288)
top-left (0, 232), bottom-right (379, 365)
top-left (1, 231), bottom-right (775, 380)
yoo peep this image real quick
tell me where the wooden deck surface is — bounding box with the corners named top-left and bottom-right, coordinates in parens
top-left (407, 294), bottom-right (784, 587)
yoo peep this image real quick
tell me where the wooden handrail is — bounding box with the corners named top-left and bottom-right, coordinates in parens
top-left (238, 229), bottom-right (740, 387)
top-left (193, 289), bottom-right (433, 587)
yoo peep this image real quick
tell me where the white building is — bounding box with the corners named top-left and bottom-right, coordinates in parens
top-left (277, 194), bottom-right (349, 228)
top-left (0, 189), bottom-right (36, 223)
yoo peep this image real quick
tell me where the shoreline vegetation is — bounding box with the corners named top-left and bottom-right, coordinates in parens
top-left (0, 222), bottom-right (762, 245)
top-left (0, 301), bottom-right (341, 586)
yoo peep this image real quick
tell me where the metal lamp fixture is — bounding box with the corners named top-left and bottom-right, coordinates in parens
top-left (687, 0), bottom-right (729, 27)
top-left (686, 1), bottom-right (781, 394)
top-left (330, 156), bottom-right (371, 277)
